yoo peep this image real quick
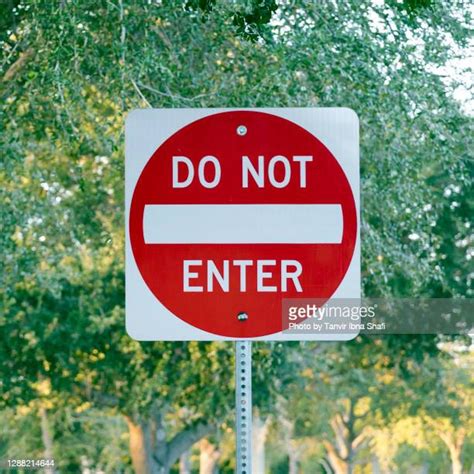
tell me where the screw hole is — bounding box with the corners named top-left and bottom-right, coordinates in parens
top-left (236, 125), bottom-right (247, 136)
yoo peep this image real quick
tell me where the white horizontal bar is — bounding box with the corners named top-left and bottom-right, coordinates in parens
top-left (143, 204), bottom-right (343, 244)
top-left (143, 204), bottom-right (342, 244)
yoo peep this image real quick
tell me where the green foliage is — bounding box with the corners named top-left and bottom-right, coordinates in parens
top-left (0, 0), bottom-right (472, 471)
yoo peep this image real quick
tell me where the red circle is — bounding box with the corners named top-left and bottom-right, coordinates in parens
top-left (130, 111), bottom-right (356, 337)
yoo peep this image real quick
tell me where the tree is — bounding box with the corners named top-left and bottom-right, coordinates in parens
top-left (367, 346), bottom-right (474, 474)
top-left (274, 337), bottom-right (442, 474)
top-left (421, 346), bottom-right (474, 474)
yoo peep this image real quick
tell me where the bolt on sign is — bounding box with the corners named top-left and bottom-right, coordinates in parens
top-left (126, 108), bottom-right (360, 340)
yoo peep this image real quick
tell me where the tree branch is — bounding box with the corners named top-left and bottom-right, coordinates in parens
top-left (130, 79), bottom-right (152, 107)
top-left (3, 47), bottom-right (34, 82)
top-left (352, 430), bottom-right (369, 452)
top-left (158, 421), bottom-right (215, 470)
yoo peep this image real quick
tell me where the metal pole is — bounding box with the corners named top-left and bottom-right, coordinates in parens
top-left (235, 340), bottom-right (252, 474)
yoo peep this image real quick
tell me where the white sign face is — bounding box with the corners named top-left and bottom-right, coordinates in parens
top-left (126, 108), bottom-right (360, 341)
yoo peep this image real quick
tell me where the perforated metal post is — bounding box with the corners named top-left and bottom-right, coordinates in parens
top-left (235, 340), bottom-right (252, 474)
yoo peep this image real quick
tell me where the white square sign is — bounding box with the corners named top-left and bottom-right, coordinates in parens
top-left (126, 108), bottom-right (360, 340)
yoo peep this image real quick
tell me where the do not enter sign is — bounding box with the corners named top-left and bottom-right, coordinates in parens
top-left (126, 108), bottom-right (360, 340)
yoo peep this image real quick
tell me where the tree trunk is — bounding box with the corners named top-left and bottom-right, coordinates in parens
top-left (437, 428), bottom-right (465, 474)
top-left (448, 445), bottom-right (462, 474)
top-left (39, 407), bottom-right (56, 474)
top-left (199, 439), bottom-right (219, 474)
top-left (323, 440), bottom-right (349, 474)
top-left (323, 403), bottom-right (368, 474)
top-left (179, 449), bottom-right (192, 474)
top-left (252, 415), bottom-right (270, 474)
top-left (125, 414), bottom-right (214, 474)
top-left (287, 438), bottom-right (307, 474)
top-left (371, 456), bottom-right (382, 474)
top-left (125, 416), bottom-right (154, 474)
top-left (288, 443), bottom-right (299, 474)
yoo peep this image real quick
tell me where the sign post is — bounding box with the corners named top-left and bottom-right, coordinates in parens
top-left (235, 340), bottom-right (252, 474)
top-left (125, 108), bottom-right (360, 471)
